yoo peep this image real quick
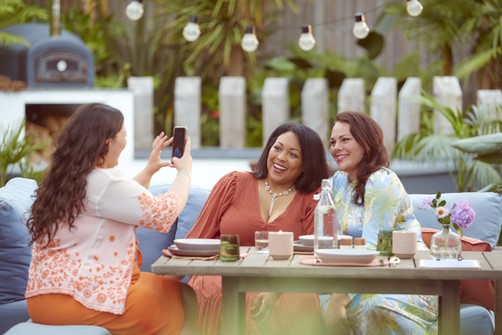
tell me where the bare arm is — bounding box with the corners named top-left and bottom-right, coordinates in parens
top-left (167, 136), bottom-right (193, 215)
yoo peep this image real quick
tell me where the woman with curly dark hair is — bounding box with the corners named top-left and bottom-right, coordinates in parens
top-left (323, 111), bottom-right (436, 335)
top-left (25, 103), bottom-right (197, 334)
top-left (185, 123), bottom-right (330, 335)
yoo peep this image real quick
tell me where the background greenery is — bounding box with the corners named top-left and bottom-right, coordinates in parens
top-left (0, 0), bottom-right (501, 191)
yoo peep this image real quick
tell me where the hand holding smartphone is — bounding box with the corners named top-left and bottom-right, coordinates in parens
top-left (171, 126), bottom-right (187, 163)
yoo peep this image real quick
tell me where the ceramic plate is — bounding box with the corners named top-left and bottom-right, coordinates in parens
top-left (315, 249), bottom-right (380, 264)
top-left (293, 241), bottom-right (313, 252)
top-left (168, 245), bottom-right (219, 257)
top-left (173, 238), bottom-right (221, 251)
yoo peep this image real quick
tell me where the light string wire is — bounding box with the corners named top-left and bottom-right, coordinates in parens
top-left (126, 0), bottom-right (423, 48)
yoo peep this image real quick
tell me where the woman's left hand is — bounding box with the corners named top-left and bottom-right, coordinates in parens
top-left (146, 132), bottom-right (172, 174)
top-left (250, 292), bottom-right (280, 326)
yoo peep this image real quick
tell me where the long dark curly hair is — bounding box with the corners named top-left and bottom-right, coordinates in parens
top-left (334, 111), bottom-right (389, 205)
top-left (254, 123), bottom-right (329, 193)
top-left (28, 103), bottom-right (124, 246)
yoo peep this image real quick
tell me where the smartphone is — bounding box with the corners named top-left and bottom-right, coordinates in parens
top-left (171, 126), bottom-right (187, 163)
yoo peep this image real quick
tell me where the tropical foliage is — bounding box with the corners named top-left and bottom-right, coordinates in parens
top-left (393, 92), bottom-right (502, 192)
top-left (0, 120), bottom-right (46, 186)
top-left (384, 0), bottom-right (502, 89)
top-left (0, 0), bottom-right (47, 46)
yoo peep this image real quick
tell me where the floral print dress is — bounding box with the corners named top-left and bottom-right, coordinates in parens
top-left (329, 168), bottom-right (438, 335)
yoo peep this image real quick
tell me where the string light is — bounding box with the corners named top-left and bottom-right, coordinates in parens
top-left (241, 26), bottom-right (259, 52)
top-left (298, 25), bottom-right (316, 51)
top-left (183, 16), bottom-right (201, 42)
top-left (352, 13), bottom-right (370, 39)
top-left (406, 0), bottom-right (423, 17)
top-left (126, 0), bottom-right (144, 21)
top-left (182, 1), bottom-right (424, 50)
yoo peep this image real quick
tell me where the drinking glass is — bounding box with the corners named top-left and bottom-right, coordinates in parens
top-left (219, 234), bottom-right (240, 262)
top-left (255, 231), bottom-right (269, 255)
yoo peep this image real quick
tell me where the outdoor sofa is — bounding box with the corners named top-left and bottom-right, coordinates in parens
top-left (1, 178), bottom-right (500, 334)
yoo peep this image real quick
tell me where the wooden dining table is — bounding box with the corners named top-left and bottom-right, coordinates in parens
top-left (152, 247), bottom-right (502, 335)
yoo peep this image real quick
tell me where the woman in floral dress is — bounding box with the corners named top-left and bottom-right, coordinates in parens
top-left (323, 111), bottom-right (438, 335)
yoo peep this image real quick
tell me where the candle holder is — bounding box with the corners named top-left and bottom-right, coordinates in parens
top-left (268, 231), bottom-right (293, 260)
top-left (220, 234), bottom-right (240, 262)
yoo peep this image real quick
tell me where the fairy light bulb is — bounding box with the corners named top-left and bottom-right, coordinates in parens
top-left (298, 25), bottom-right (316, 51)
top-left (126, 0), bottom-right (144, 21)
top-left (352, 13), bottom-right (369, 39)
top-left (406, 0), bottom-right (423, 17)
top-left (183, 16), bottom-right (201, 42)
top-left (241, 26), bottom-right (259, 52)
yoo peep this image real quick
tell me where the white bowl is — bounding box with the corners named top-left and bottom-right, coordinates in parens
top-left (173, 238), bottom-right (221, 251)
top-left (315, 249), bottom-right (380, 264)
top-left (298, 235), bottom-right (333, 247)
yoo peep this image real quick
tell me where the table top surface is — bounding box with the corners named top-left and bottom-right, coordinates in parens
top-left (152, 247), bottom-right (502, 281)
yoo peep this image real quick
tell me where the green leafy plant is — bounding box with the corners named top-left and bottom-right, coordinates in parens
top-left (0, 0), bottom-right (47, 46)
top-left (0, 120), bottom-right (46, 186)
top-left (393, 92), bottom-right (502, 192)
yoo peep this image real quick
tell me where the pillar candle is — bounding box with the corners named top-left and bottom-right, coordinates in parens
top-left (268, 231), bottom-right (294, 260)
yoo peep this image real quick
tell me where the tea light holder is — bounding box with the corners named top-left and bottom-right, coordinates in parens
top-left (392, 231), bottom-right (417, 259)
top-left (268, 231), bottom-right (294, 260)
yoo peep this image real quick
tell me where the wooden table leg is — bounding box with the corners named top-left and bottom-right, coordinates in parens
top-left (438, 280), bottom-right (460, 335)
top-left (496, 280), bottom-right (502, 335)
top-left (221, 277), bottom-right (245, 335)
top-left (221, 277), bottom-right (238, 335)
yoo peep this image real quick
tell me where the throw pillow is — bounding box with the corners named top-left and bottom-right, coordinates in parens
top-left (0, 178), bottom-right (37, 304)
top-left (421, 227), bottom-right (494, 311)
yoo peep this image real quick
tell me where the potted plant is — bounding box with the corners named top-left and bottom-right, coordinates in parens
top-left (0, 120), bottom-right (46, 186)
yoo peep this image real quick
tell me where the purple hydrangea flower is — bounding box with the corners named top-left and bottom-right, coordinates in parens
top-left (450, 200), bottom-right (476, 228)
top-left (418, 196), bottom-right (434, 210)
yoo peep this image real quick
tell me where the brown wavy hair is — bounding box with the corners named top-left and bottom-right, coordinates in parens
top-left (334, 111), bottom-right (389, 205)
top-left (255, 123), bottom-right (329, 193)
top-left (28, 103), bottom-right (124, 246)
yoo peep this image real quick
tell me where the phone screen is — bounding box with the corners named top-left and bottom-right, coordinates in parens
top-left (171, 126), bottom-right (187, 162)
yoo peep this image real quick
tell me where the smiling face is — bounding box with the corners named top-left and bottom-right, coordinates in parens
top-left (266, 131), bottom-right (303, 188)
top-left (330, 121), bottom-right (365, 181)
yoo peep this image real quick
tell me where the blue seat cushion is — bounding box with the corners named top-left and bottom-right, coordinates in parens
top-left (410, 192), bottom-right (502, 248)
top-left (0, 178), bottom-right (37, 304)
top-left (460, 303), bottom-right (494, 335)
top-left (0, 300), bottom-right (29, 334)
top-left (4, 322), bottom-right (111, 335)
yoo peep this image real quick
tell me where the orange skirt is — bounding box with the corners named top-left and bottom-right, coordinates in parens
top-left (27, 263), bottom-right (185, 335)
top-left (189, 275), bottom-right (324, 335)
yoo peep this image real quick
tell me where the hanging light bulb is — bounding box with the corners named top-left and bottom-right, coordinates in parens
top-left (298, 25), bottom-right (316, 51)
top-left (126, 0), bottom-right (144, 21)
top-left (241, 26), bottom-right (259, 52)
top-left (352, 13), bottom-right (369, 39)
top-left (406, 0), bottom-right (423, 17)
top-left (183, 16), bottom-right (201, 42)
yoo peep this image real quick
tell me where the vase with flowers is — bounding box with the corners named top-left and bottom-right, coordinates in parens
top-left (419, 192), bottom-right (476, 260)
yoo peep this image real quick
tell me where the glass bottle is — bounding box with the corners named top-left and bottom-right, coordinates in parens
top-left (430, 224), bottom-right (462, 260)
top-left (314, 179), bottom-right (338, 258)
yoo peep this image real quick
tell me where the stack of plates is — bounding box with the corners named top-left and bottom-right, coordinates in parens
top-left (315, 249), bottom-right (380, 264)
top-left (168, 238), bottom-right (220, 257)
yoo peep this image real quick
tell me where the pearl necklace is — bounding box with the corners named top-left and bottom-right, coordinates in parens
top-left (265, 181), bottom-right (294, 218)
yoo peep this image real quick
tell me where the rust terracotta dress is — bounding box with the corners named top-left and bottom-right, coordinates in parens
top-left (187, 171), bottom-right (323, 335)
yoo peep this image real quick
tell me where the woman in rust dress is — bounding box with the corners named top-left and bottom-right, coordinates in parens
top-left (186, 123), bottom-right (330, 335)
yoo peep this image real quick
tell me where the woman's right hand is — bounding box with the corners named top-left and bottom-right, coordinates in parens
top-left (172, 136), bottom-right (192, 174)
